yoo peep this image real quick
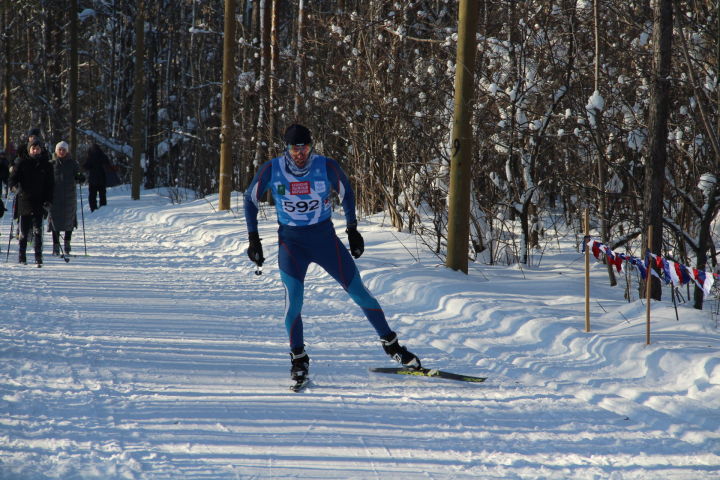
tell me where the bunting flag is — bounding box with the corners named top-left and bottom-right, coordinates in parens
top-left (661, 257), bottom-right (673, 285)
top-left (667, 259), bottom-right (682, 286)
top-left (583, 237), bottom-right (717, 297)
top-left (693, 268), bottom-right (714, 296)
top-left (678, 263), bottom-right (692, 285)
top-left (628, 256), bottom-right (647, 279)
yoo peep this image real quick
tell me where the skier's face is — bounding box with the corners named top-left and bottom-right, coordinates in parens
top-left (288, 144), bottom-right (310, 168)
top-left (56, 147), bottom-right (68, 157)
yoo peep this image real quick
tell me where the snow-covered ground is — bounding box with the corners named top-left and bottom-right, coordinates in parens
top-left (1, 186), bottom-right (718, 479)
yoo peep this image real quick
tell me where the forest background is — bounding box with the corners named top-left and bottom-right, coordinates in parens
top-left (1, 0), bottom-right (719, 308)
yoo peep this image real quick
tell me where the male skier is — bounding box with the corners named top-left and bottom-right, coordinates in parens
top-left (243, 124), bottom-right (421, 384)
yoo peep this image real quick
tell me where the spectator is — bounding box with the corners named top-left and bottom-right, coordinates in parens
top-left (48, 141), bottom-right (83, 255)
top-left (82, 143), bottom-right (111, 212)
top-left (9, 138), bottom-right (54, 266)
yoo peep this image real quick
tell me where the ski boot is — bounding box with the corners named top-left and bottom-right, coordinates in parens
top-left (52, 243), bottom-right (60, 256)
top-left (289, 348), bottom-right (310, 392)
top-left (380, 332), bottom-right (421, 369)
top-left (290, 348), bottom-right (309, 382)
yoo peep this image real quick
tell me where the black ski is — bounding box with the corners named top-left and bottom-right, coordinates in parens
top-left (290, 378), bottom-right (311, 392)
top-left (370, 367), bottom-right (487, 383)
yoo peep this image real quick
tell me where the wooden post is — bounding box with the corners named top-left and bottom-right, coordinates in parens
top-left (645, 225), bottom-right (653, 344)
top-left (584, 209), bottom-right (591, 332)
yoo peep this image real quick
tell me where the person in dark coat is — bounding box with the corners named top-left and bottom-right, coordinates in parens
top-left (48, 141), bottom-right (83, 255)
top-left (82, 143), bottom-right (111, 212)
top-left (9, 138), bottom-right (54, 265)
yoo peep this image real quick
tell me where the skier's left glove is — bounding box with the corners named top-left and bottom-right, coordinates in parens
top-left (346, 224), bottom-right (364, 259)
top-left (247, 231), bottom-right (264, 267)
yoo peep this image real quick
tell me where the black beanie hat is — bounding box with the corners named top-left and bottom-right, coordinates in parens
top-left (28, 138), bottom-right (42, 148)
top-left (27, 128), bottom-right (41, 137)
top-left (283, 124), bottom-right (312, 145)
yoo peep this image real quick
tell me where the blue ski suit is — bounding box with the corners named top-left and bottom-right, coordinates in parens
top-left (244, 151), bottom-right (392, 349)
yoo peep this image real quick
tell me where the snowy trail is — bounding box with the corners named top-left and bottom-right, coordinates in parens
top-left (1, 187), bottom-right (719, 479)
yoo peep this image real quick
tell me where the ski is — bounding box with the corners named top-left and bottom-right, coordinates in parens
top-left (290, 378), bottom-right (311, 392)
top-left (370, 367), bottom-right (487, 383)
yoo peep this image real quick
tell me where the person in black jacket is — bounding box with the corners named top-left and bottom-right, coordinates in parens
top-left (82, 143), bottom-right (110, 212)
top-left (9, 138), bottom-right (54, 265)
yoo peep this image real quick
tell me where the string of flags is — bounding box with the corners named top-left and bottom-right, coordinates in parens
top-left (583, 237), bottom-right (716, 296)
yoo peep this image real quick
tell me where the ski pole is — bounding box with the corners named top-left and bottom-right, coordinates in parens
top-left (5, 195), bottom-right (15, 262)
top-left (5, 219), bottom-right (12, 262)
top-left (78, 183), bottom-right (87, 256)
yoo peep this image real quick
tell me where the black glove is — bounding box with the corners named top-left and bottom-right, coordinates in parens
top-left (346, 224), bottom-right (364, 259)
top-left (247, 231), bottom-right (264, 266)
top-left (75, 172), bottom-right (86, 183)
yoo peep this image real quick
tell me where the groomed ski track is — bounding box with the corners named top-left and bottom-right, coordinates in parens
top-left (1, 187), bottom-right (718, 479)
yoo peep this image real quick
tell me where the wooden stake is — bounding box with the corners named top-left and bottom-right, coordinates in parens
top-left (584, 209), bottom-right (591, 332)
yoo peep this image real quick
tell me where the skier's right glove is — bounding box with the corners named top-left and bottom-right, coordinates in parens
top-left (247, 231), bottom-right (264, 267)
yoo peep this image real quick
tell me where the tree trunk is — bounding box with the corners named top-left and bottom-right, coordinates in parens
top-left (2, 0), bottom-right (10, 151)
top-left (693, 187), bottom-right (718, 309)
top-left (219, 0), bottom-right (236, 210)
top-left (593, 0), bottom-right (616, 287)
top-left (131, 0), bottom-right (146, 200)
top-left (293, 0), bottom-right (304, 119)
top-left (446, 0), bottom-right (480, 274)
top-left (69, 0), bottom-right (78, 160)
top-left (144, 13), bottom-right (158, 190)
top-left (253, 0), bottom-right (271, 170)
top-left (642, 0), bottom-right (673, 301)
top-left (269, 0), bottom-right (277, 143)
top-left (47, 4), bottom-right (63, 138)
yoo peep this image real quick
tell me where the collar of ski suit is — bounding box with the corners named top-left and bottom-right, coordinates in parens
top-left (283, 149), bottom-right (316, 177)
